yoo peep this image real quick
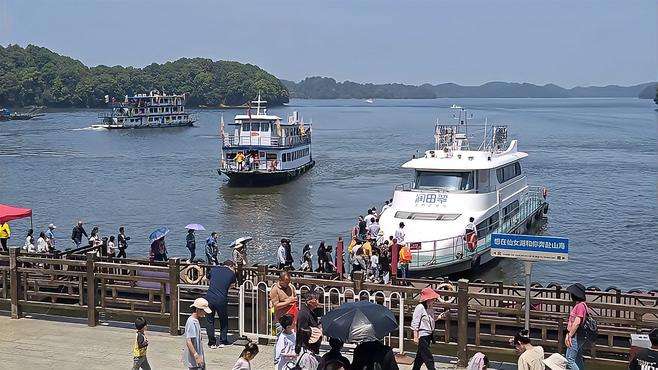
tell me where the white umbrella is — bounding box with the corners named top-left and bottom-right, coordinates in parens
top-left (185, 224), bottom-right (206, 231)
top-left (230, 236), bottom-right (252, 247)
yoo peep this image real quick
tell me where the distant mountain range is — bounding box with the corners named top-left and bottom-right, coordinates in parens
top-left (282, 77), bottom-right (657, 100)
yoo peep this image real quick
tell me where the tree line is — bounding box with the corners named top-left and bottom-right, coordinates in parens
top-left (0, 44), bottom-right (289, 108)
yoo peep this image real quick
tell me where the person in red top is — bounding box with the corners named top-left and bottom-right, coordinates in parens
top-left (565, 283), bottom-right (588, 370)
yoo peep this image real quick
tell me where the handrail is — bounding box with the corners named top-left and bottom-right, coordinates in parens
top-left (222, 134), bottom-right (311, 148)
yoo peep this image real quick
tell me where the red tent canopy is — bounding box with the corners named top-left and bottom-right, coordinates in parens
top-left (0, 204), bottom-right (32, 223)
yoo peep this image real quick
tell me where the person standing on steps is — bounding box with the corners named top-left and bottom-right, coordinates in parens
top-left (71, 220), bottom-right (88, 248)
top-left (206, 260), bottom-right (237, 348)
top-left (117, 226), bottom-right (130, 258)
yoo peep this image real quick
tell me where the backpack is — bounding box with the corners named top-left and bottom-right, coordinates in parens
top-left (579, 305), bottom-right (598, 345)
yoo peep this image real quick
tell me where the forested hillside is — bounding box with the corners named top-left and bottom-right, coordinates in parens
top-left (0, 44), bottom-right (289, 108)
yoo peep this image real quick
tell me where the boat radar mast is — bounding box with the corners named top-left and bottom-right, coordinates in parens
top-left (252, 92), bottom-right (267, 116)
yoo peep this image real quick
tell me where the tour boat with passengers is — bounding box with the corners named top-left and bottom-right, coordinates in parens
top-left (92, 90), bottom-right (196, 129)
top-left (217, 93), bottom-right (314, 186)
top-left (378, 105), bottom-right (549, 277)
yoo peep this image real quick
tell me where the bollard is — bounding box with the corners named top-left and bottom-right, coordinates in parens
top-left (168, 258), bottom-right (180, 335)
top-left (256, 265), bottom-right (269, 344)
top-left (9, 247), bottom-right (20, 319)
top-left (336, 237), bottom-right (344, 278)
top-left (457, 278), bottom-right (469, 367)
top-left (86, 252), bottom-right (98, 326)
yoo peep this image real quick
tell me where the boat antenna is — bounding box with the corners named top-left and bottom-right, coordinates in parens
top-left (252, 91), bottom-right (266, 116)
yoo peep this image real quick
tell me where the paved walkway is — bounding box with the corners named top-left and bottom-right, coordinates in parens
top-left (0, 315), bottom-right (469, 369)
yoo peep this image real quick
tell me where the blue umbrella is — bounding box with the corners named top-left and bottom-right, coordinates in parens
top-left (185, 223), bottom-right (206, 231)
top-left (321, 301), bottom-right (398, 343)
top-left (148, 227), bottom-right (170, 243)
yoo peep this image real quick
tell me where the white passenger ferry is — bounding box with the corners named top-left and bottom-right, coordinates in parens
top-left (217, 93), bottom-right (314, 186)
top-left (379, 106), bottom-right (549, 276)
top-left (92, 91), bottom-right (196, 129)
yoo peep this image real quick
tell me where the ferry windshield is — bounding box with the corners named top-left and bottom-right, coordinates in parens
top-left (415, 171), bottom-right (474, 191)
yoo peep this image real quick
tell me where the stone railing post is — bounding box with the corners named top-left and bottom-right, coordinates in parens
top-left (9, 247), bottom-right (20, 319)
top-left (168, 257), bottom-right (180, 335)
top-left (336, 237), bottom-right (344, 278)
top-left (457, 278), bottom-right (470, 367)
top-left (86, 251), bottom-right (98, 326)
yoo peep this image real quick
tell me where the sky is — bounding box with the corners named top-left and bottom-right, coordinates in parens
top-left (0, 0), bottom-right (656, 87)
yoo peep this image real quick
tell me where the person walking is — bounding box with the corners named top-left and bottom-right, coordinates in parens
top-left (398, 243), bottom-right (412, 279)
top-left (206, 260), bottom-right (237, 348)
top-left (184, 298), bottom-right (211, 370)
top-left (316, 241), bottom-right (327, 272)
top-left (149, 237), bottom-right (168, 262)
top-left (71, 221), bottom-right (88, 248)
top-left (89, 226), bottom-right (102, 252)
top-left (323, 244), bottom-right (336, 273)
top-left (23, 229), bottom-right (36, 253)
top-left (300, 244), bottom-right (313, 272)
top-left (411, 287), bottom-right (444, 370)
top-left (296, 290), bottom-right (321, 355)
top-left (232, 242), bottom-right (247, 269)
top-left (205, 232), bottom-right (219, 265)
top-left (565, 283), bottom-right (588, 370)
top-left (232, 342), bottom-right (259, 370)
top-left (0, 221), bottom-right (11, 251)
top-left (465, 217), bottom-right (477, 252)
top-left (276, 239), bottom-right (287, 270)
top-left (45, 223), bottom-right (57, 252)
top-left (283, 239), bottom-right (294, 269)
top-left (131, 317), bottom-right (151, 370)
top-left (513, 329), bottom-right (545, 370)
top-left (117, 226), bottom-right (130, 258)
top-left (186, 229), bottom-right (197, 262)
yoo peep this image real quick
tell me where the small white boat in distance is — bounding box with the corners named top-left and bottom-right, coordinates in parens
top-left (378, 106), bottom-right (549, 277)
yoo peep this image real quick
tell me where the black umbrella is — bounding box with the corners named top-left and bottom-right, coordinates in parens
top-left (321, 300), bottom-right (398, 343)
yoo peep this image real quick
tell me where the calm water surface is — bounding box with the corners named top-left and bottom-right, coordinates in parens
top-left (1, 98), bottom-right (656, 290)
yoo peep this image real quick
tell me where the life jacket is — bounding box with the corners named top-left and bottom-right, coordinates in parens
top-left (466, 232), bottom-right (477, 251)
top-left (399, 246), bottom-right (412, 263)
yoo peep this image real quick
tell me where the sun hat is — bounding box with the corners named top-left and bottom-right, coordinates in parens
top-left (190, 297), bottom-right (212, 313)
top-left (419, 287), bottom-right (440, 302)
top-left (543, 353), bottom-right (568, 370)
top-left (233, 243), bottom-right (243, 249)
top-left (48, 223), bottom-right (56, 229)
top-left (566, 283), bottom-right (586, 301)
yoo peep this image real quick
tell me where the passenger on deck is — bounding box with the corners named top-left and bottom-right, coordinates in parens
top-left (205, 232), bottom-right (219, 265)
top-left (36, 231), bottom-right (49, 253)
top-left (300, 244), bottom-right (313, 272)
top-left (316, 241), bottom-right (327, 272)
top-left (117, 226), bottom-right (130, 258)
top-left (23, 229), bottom-right (36, 253)
top-left (235, 151), bottom-right (245, 171)
top-left (71, 220), bottom-right (88, 248)
top-left (277, 239), bottom-right (287, 269)
top-left (186, 229), bottom-right (196, 262)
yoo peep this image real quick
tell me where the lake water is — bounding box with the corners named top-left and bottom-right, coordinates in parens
top-left (1, 98), bottom-right (656, 291)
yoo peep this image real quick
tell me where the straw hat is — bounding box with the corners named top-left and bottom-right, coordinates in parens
top-left (543, 353), bottom-right (568, 370)
top-left (190, 297), bottom-right (212, 313)
top-left (419, 287), bottom-right (440, 302)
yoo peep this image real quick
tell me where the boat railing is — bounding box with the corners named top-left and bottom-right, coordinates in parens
top-left (222, 134), bottom-right (311, 148)
top-left (220, 158), bottom-right (280, 172)
top-left (408, 186), bottom-right (547, 268)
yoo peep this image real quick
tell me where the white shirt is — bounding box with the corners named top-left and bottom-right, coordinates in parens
top-left (368, 222), bottom-right (380, 238)
top-left (465, 222), bottom-right (476, 233)
top-left (275, 331), bottom-right (297, 370)
top-left (107, 241), bottom-right (116, 255)
top-left (370, 254), bottom-right (379, 267)
top-left (365, 214), bottom-right (375, 227)
top-left (24, 236), bottom-right (36, 252)
top-left (36, 237), bottom-right (49, 253)
top-left (232, 357), bottom-right (251, 370)
top-left (277, 244), bottom-right (286, 264)
top-left (381, 204), bottom-right (390, 213)
top-left (411, 303), bottom-right (438, 337)
top-left (395, 227), bottom-right (405, 244)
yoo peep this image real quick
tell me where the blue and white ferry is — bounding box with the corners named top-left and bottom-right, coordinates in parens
top-left (218, 93), bottom-right (314, 186)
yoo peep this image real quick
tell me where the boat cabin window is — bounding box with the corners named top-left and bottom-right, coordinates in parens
top-left (414, 171), bottom-right (474, 191)
top-left (395, 211), bottom-right (461, 221)
top-left (242, 123), bottom-right (251, 131)
top-left (496, 162), bottom-right (522, 184)
top-left (260, 123), bottom-right (270, 132)
top-left (476, 212), bottom-right (499, 238)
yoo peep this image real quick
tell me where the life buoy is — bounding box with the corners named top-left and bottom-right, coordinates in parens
top-left (180, 264), bottom-right (204, 284)
top-left (436, 282), bottom-right (456, 304)
top-left (466, 232), bottom-right (477, 252)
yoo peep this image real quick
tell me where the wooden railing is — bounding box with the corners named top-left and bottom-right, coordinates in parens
top-left (1, 248), bottom-right (656, 368)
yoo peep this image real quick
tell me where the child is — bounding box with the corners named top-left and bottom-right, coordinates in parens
top-left (275, 314), bottom-right (297, 370)
top-left (132, 317), bottom-right (150, 370)
top-left (184, 297), bottom-right (211, 369)
top-left (232, 342), bottom-right (259, 370)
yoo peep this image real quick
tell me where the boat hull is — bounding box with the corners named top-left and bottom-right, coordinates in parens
top-left (91, 121), bottom-right (195, 129)
top-left (406, 203), bottom-right (548, 278)
top-left (219, 160), bottom-right (315, 187)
